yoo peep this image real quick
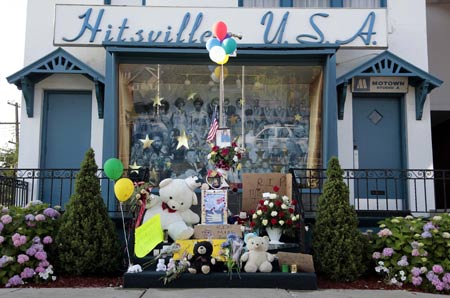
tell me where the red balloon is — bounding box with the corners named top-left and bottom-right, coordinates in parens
top-left (212, 21), bottom-right (228, 41)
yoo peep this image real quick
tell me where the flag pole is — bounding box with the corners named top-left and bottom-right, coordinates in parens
top-left (219, 64), bottom-right (224, 127)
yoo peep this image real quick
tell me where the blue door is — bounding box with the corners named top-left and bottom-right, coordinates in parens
top-left (40, 91), bottom-right (92, 207)
top-left (353, 97), bottom-right (405, 206)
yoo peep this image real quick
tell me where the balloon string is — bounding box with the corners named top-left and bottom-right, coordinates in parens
top-left (120, 202), bottom-right (132, 268)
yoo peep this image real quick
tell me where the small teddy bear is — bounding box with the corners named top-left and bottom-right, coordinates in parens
top-left (240, 234), bottom-right (274, 273)
top-left (188, 241), bottom-right (216, 274)
top-left (156, 258), bottom-right (167, 271)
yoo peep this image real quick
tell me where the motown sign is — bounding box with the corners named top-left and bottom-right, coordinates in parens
top-left (352, 76), bottom-right (409, 93)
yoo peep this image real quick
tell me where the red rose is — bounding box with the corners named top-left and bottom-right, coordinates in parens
top-left (291, 199), bottom-right (297, 205)
top-left (275, 200), bottom-right (282, 207)
top-left (262, 206), bottom-right (268, 212)
top-left (286, 219), bottom-right (293, 225)
top-left (232, 142), bottom-right (237, 147)
top-left (278, 211), bottom-right (285, 218)
top-left (221, 148), bottom-right (230, 155)
top-left (271, 218), bottom-right (277, 225)
top-left (259, 200), bottom-right (265, 205)
top-left (288, 208), bottom-right (294, 214)
top-left (250, 221), bottom-right (256, 227)
top-left (273, 186), bottom-right (280, 192)
top-left (237, 153), bottom-right (241, 159)
top-left (249, 209), bottom-right (255, 215)
top-left (212, 145), bottom-right (219, 152)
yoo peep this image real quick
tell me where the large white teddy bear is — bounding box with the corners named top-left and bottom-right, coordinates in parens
top-left (142, 176), bottom-right (201, 240)
top-left (240, 234), bottom-right (274, 273)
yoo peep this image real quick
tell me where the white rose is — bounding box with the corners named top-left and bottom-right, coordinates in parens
top-left (233, 156), bottom-right (238, 162)
top-left (281, 203), bottom-right (288, 209)
top-left (271, 211), bottom-right (278, 217)
top-left (263, 200), bottom-right (269, 206)
top-left (269, 194), bottom-right (277, 199)
top-left (296, 214), bottom-right (300, 220)
top-left (292, 216), bottom-right (297, 221)
top-left (262, 192), bottom-right (270, 198)
top-left (282, 195), bottom-right (289, 202)
top-left (262, 219), bottom-right (268, 226)
top-left (256, 210), bottom-right (262, 216)
top-left (207, 153), bottom-right (212, 160)
top-left (269, 202), bottom-right (274, 208)
top-left (279, 220), bottom-right (285, 226)
top-left (252, 213), bottom-right (258, 219)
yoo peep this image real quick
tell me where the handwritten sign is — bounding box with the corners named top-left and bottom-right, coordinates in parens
top-left (242, 173), bottom-right (292, 212)
top-left (194, 224), bottom-right (242, 239)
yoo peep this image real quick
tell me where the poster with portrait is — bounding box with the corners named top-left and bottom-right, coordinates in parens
top-left (201, 189), bottom-right (228, 224)
top-left (216, 128), bottom-right (231, 148)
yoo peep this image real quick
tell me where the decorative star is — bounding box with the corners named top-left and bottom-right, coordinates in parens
top-left (129, 161), bottom-right (142, 174)
top-left (176, 130), bottom-right (190, 150)
top-left (139, 135), bottom-right (154, 149)
top-left (295, 114), bottom-right (302, 121)
top-left (152, 95), bottom-right (164, 107)
top-left (239, 98), bottom-right (246, 106)
top-left (150, 167), bottom-right (158, 182)
top-left (229, 114), bottom-right (239, 125)
top-left (187, 92), bottom-right (197, 101)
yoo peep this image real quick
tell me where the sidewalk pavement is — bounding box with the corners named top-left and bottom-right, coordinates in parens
top-left (0, 288), bottom-right (447, 298)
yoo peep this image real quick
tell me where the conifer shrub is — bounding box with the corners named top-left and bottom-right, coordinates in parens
top-left (55, 148), bottom-right (122, 275)
top-left (312, 157), bottom-right (366, 281)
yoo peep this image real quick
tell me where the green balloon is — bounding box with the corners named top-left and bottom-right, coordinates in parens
top-left (103, 158), bottom-right (124, 181)
top-left (222, 38), bottom-right (237, 55)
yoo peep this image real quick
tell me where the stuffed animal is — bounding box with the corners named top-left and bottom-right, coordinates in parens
top-left (240, 234), bottom-right (274, 273)
top-left (156, 259), bottom-right (167, 271)
top-left (188, 241), bottom-right (216, 274)
top-left (142, 176), bottom-right (201, 240)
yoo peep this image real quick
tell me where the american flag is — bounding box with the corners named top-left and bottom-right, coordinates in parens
top-left (206, 107), bottom-right (219, 143)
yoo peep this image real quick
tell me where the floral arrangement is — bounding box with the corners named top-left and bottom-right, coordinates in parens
top-left (372, 213), bottom-right (450, 292)
top-left (129, 182), bottom-right (155, 227)
top-left (207, 141), bottom-right (246, 171)
top-left (219, 232), bottom-right (244, 279)
top-left (249, 186), bottom-right (301, 237)
top-left (0, 201), bottom-right (60, 287)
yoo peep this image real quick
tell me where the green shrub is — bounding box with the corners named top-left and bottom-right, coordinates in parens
top-left (373, 214), bottom-right (450, 293)
top-left (312, 157), bottom-right (365, 281)
top-left (55, 148), bottom-right (122, 275)
top-left (0, 202), bottom-right (61, 287)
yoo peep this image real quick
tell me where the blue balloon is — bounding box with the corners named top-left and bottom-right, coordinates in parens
top-left (206, 38), bottom-right (221, 51)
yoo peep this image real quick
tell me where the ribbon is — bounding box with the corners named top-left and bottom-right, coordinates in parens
top-left (162, 202), bottom-right (177, 213)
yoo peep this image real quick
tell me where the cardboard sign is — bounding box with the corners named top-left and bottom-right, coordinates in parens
top-left (194, 224), bottom-right (242, 239)
top-left (172, 239), bottom-right (226, 261)
top-left (241, 173), bottom-right (292, 212)
top-left (277, 251), bottom-right (315, 273)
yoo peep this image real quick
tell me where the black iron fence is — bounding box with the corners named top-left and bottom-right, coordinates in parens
top-left (1, 168), bottom-right (449, 216)
top-left (289, 168), bottom-right (450, 216)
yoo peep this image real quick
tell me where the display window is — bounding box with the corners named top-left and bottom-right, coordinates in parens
top-left (118, 63), bottom-right (323, 184)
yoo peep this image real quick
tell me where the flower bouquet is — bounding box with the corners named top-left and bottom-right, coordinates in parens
top-left (249, 186), bottom-right (301, 239)
top-left (219, 232), bottom-right (244, 279)
top-left (207, 141), bottom-right (245, 171)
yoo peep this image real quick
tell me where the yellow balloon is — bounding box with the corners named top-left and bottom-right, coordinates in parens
top-left (217, 55), bottom-right (229, 65)
top-left (114, 178), bottom-right (134, 202)
top-left (214, 66), bottom-right (229, 79)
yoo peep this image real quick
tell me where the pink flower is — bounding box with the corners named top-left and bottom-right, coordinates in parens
top-left (382, 247), bottom-right (394, 257)
top-left (372, 252), bottom-right (381, 259)
top-left (20, 267), bottom-right (35, 279)
top-left (17, 254), bottom-right (29, 264)
top-left (35, 266), bottom-right (45, 273)
top-left (412, 276), bottom-right (423, 286)
top-left (377, 228), bottom-right (392, 237)
top-left (432, 265), bottom-right (444, 274)
top-left (35, 251), bottom-right (47, 261)
top-left (35, 214), bottom-right (46, 221)
top-left (43, 236), bottom-right (53, 244)
top-left (412, 249), bottom-right (420, 256)
top-left (39, 260), bottom-right (49, 268)
top-left (1, 214), bottom-right (12, 224)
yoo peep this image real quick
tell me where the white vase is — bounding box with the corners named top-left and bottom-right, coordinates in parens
top-left (266, 227), bottom-right (284, 245)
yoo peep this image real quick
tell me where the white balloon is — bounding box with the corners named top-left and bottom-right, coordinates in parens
top-left (209, 46), bottom-right (226, 64)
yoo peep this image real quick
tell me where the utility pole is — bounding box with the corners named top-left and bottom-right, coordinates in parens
top-left (0, 101), bottom-right (20, 149)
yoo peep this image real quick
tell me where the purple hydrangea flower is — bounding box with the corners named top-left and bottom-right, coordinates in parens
top-left (25, 214), bottom-right (35, 221)
top-left (33, 236), bottom-right (41, 244)
top-left (5, 275), bottom-right (23, 287)
top-left (432, 264), bottom-right (444, 274)
top-left (43, 236), bottom-right (53, 244)
top-left (43, 208), bottom-right (60, 218)
top-left (443, 273), bottom-right (450, 284)
top-left (411, 267), bottom-right (421, 277)
top-left (423, 221), bottom-right (436, 232)
top-left (17, 254), bottom-right (29, 264)
top-left (372, 252), bottom-right (381, 259)
top-left (35, 214), bottom-right (46, 222)
top-left (382, 247), bottom-right (394, 257)
top-left (397, 255), bottom-right (409, 267)
top-left (421, 231), bottom-right (432, 238)
top-left (0, 256), bottom-right (13, 268)
top-left (1, 214), bottom-right (12, 224)
top-left (410, 241), bottom-right (420, 249)
top-left (426, 271), bottom-right (436, 281)
top-left (35, 266), bottom-right (45, 273)
top-left (0, 222), bottom-right (3, 232)
top-left (0, 236), bottom-right (4, 244)
top-left (26, 247), bottom-right (37, 257)
top-left (412, 276), bottom-right (423, 286)
top-left (39, 260), bottom-right (49, 268)
top-left (35, 251), bottom-right (47, 261)
top-left (412, 249), bottom-right (420, 256)
top-left (20, 267), bottom-right (35, 279)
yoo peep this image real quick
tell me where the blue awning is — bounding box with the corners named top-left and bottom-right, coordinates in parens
top-left (7, 48), bottom-right (105, 118)
top-left (336, 51), bottom-right (443, 120)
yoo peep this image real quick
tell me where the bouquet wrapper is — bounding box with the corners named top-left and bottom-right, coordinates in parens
top-left (276, 252), bottom-right (315, 273)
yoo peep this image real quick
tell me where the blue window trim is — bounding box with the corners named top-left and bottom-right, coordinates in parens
top-left (330, 0), bottom-right (343, 7)
top-left (102, 45), bottom-right (338, 168)
top-left (380, 0), bottom-right (387, 8)
top-left (238, 0), bottom-right (244, 6)
top-left (104, 0), bottom-right (111, 4)
top-left (280, 0), bottom-right (293, 7)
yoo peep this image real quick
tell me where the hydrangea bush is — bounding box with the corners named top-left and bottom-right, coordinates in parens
top-left (373, 213), bottom-right (450, 292)
top-left (0, 201), bottom-right (60, 287)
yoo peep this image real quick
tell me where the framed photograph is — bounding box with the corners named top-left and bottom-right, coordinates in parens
top-left (201, 189), bottom-right (228, 224)
top-left (216, 128), bottom-right (231, 148)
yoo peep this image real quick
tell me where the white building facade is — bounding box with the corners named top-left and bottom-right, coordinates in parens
top-left (7, 0), bottom-right (449, 213)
